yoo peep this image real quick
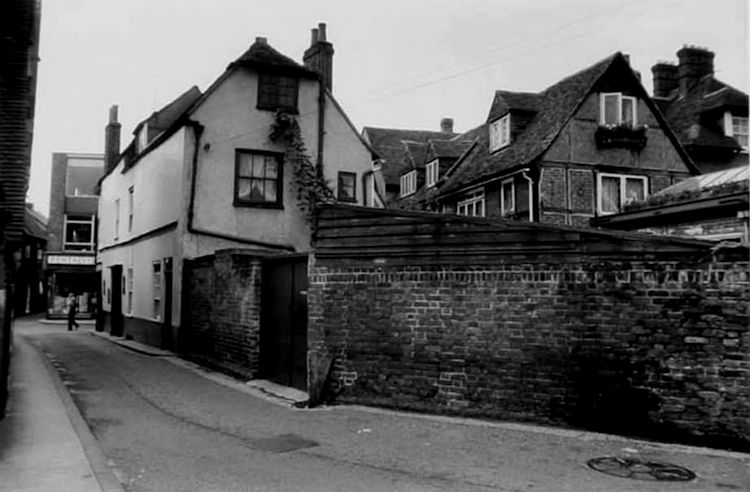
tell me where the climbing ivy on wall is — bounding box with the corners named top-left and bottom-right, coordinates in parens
top-left (270, 111), bottom-right (334, 220)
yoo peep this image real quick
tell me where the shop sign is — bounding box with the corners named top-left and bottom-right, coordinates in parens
top-left (46, 254), bottom-right (95, 266)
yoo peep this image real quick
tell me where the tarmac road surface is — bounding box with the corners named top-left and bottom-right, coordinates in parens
top-left (17, 320), bottom-right (750, 492)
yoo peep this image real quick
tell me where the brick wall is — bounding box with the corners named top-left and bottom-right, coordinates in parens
top-left (309, 258), bottom-right (750, 450)
top-left (181, 249), bottom-right (262, 379)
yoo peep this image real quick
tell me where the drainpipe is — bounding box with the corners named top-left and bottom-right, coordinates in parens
top-left (316, 80), bottom-right (326, 181)
top-left (186, 121), bottom-right (294, 251)
top-left (521, 170), bottom-right (535, 222)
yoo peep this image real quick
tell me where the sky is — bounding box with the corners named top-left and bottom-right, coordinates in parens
top-left (28, 0), bottom-right (748, 216)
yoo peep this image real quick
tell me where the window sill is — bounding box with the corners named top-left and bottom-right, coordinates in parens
top-left (233, 201), bottom-right (284, 210)
top-left (337, 197), bottom-right (357, 204)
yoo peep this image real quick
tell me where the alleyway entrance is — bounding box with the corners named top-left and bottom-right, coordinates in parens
top-left (259, 255), bottom-right (308, 391)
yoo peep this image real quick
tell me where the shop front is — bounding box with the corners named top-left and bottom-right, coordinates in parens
top-left (44, 252), bottom-right (98, 319)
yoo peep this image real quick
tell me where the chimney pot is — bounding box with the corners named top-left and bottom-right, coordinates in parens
top-left (303, 23), bottom-right (334, 92)
top-left (318, 23), bottom-right (327, 42)
top-left (440, 118), bottom-right (454, 134)
top-left (676, 46), bottom-right (714, 96)
top-left (651, 62), bottom-right (679, 98)
top-left (105, 104), bottom-right (122, 174)
top-left (255, 36), bottom-right (267, 44)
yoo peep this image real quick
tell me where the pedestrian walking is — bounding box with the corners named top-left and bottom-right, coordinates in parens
top-left (67, 293), bottom-right (79, 331)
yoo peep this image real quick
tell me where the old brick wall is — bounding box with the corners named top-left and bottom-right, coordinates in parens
top-left (181, 250), bottom-right (262, 379)
top-left (309, 258), bottom-right (750, 449)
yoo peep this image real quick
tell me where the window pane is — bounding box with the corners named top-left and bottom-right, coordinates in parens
top-left (252, 154), bottom-right (265, 177)
top-left (238, 153), bottom-right (252, 176)
top-left (249, 180), bottom-right (266, 202)
top-left (66, 222), bottom-right (92, 243)
top-left (263, 180), bottom-right (277, 202)
top-left (502, 181), bottom-right (514, 213)
top-left (601, 177), bottom-right (620, 212)
top-left (621, 97), bottom-right (635, 126)
top-left (237, 179), bottom-right (252, 201)
top-left (265, 157), bottom-right (278, 178)
top-left (603, 94), bottom-right (618, 125)
top-left (625, 178), bottom-right (645, 203)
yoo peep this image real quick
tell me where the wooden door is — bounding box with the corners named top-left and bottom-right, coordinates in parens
top-left (110, 265), bottom-right (123, 337)
top-left (259, 256), bottom-right (308, 390)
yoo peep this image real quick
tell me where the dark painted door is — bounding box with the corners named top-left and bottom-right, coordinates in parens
top-left (161, 258), bottom-right (173, 350)
top-left (110, 265), bottom-right (123, 337)
top-left (260, 256), bottom-right (308, 391)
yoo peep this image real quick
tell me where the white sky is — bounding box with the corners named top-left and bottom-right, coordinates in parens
top-left (28, 0), bottom-right (748, 216)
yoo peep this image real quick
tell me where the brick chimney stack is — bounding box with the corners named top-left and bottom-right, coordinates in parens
top-left (676, 46), bottom-right (714, 97)
top-left (105, 105), bottom-right (121, 174)
top-left (440, 118), bottom-right (454, 134)
top-left (303, 22), bottom-right (334, 92)
top-left (651, 62), bottom-right (679, 98)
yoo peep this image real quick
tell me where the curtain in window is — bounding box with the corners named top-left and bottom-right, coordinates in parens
top-left (625, 178), bottom-right (645, 204)
top-left (603, 94), bottom-right (619, 126)
top-left (621, 97), bottom-right (635, 126)
top-left (601, 176), bottom-right (620, 212)
top-left (237, 153), bottom-right (278, 203)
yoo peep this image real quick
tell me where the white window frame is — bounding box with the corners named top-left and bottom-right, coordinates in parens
top-left (456, 188), bottom-right (485, 217)
top-left (127, 186), bottom-right (134, 232)
top-left (597, 173), bottom-right (648, 215)
top-left (114, 198), bottom-right (120, 240)
top-left (500, 178), bottom-right (515, 216)
top-left (400, 170), bottom-right (417, 197)
top-left (152, 261), bottom-right (162, 321)
top-left (126, 266), bottom-right (133, 315)
top-left (425, 159), bottom-right (439, 188)
top-left (63, 214), bottom-right (95, 251)
top-left (489, 114), bottom-right (511, 152)
top-left (724, 112), bottom-right (748, 151)
top-left (600, 93), bottom-right (637, 127)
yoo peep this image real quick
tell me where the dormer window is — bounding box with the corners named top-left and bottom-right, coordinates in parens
top-left (724, 112), bottom-right (748, 150)
top-left (489, 114), bottom-right (510, 152)
top-left (400, 170), bottom-right (416, 197)
top-left (257, 73), bottom-right (298, 112)
top-left (137, 123), bottom-right (149, 153)
top-left (600, 93), bottom-right (637, 127)
top-left (425, 159), bottom-right (439, 188)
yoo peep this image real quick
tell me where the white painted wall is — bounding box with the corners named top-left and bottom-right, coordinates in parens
top-left (187, 67), bottom-right (373, 255)
top-left (98, 128), bottom-right (189, 327)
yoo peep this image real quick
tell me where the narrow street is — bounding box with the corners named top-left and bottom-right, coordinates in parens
top-left (16, 318), bottom-right (750, 492)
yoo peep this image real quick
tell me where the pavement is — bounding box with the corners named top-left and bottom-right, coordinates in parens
top-left (0, 319), bottom-right (123, 492)
top-left (1, 315), bottom-right (748, 491)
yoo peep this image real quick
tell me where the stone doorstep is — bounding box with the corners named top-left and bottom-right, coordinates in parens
top-left (245, 379), bottom-right (309, 405)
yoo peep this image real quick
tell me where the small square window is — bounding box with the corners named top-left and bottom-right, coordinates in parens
top-left (600, 93), bottom-right (637, 127)
top-left (257, 73), bottom-right (298, 112)
top-left (337, 172), bottom-right (356, 203)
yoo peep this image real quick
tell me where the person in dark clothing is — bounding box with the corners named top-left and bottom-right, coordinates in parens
top-left (67, 293), bottom-right (79, 331)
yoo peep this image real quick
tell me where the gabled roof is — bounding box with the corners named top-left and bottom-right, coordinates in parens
top-left (132, 86), bottom-right (202, 136)
top-left (229, 38), bottom-right (318, 78)
top-left (658, 75), bottom-right (748, 153)
top-left (23, 206), bottom-right (47, 241)
top-left (487, 90), bottom-right (541, 122)
top-left (441, 52), bottom-right (697, 196)
top-left (427, 139), bottom-right (473, 161)
top-left (362, 127), bottom-right (456, 183)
